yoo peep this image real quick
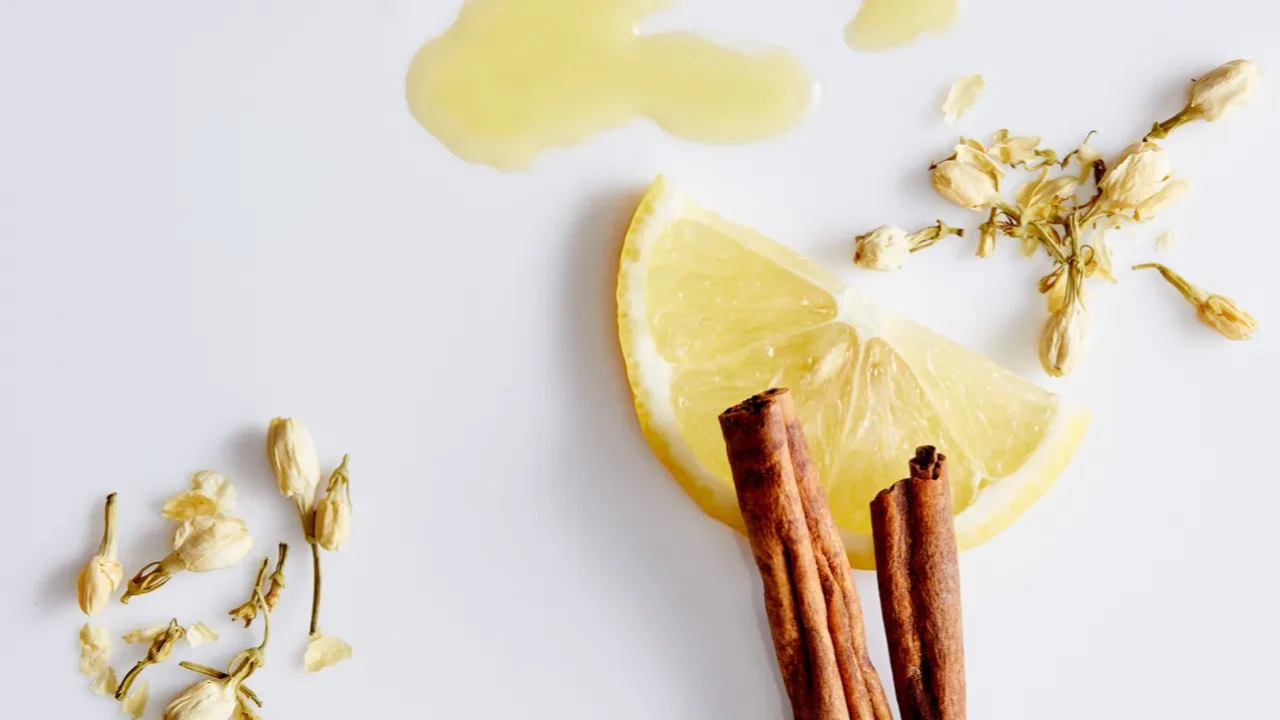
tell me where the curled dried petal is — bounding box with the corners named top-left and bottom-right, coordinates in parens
top-left (305, 633), bottom-right (353, 673)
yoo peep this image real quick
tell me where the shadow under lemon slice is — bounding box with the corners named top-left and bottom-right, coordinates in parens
top-left (616, 177), bottom-right (1088, 568)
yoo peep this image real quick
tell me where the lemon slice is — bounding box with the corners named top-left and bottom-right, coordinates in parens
top-left (617, 177), bottom-right (1088, 568)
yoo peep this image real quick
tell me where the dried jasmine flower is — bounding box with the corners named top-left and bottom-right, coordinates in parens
top-left (117, 619), bottom-right (185, 700)
top-left (942, 73), bottom-right (984, 123)
top-left (1133, 263), bottom-right (1257, 340)
top-left (1039, 279), bottom-right (1091, 377)
top-left (853, 222), bottom-right (964, 271)
top-left (186, 622), bottom-right (220, 648)
top-left (268, 417), bottom-right (323, 527)
top-left (78, 493), bottom-right (123, 616)
top-left (1097, 142), bottom-right (1182, 217)
top-left (932, 159), bottom-right (1000, 211)
top-left (162, 471), bottom-right (237, 520)
top-left (90, 666), bottom-right (119, 697)
top-left (267, 418), bottom-right (353, 669)
top-left (122, 516), bottom-right (254, 602)
top-left (263, 543), bottom-right (289, 612)
top-left (229, 558), bottom-right (271, 628)
top-left (304, 633), bottom-right (353, 673)
top-left (314, 456), bottom-right (353, 552)
top-left (1149, 59), bottom-right (1260, 139)
top-left (121, 680), bottom-right (149, 720)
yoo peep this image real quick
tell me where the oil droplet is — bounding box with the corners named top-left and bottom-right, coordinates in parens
top-left (845, 0), bottom-right (958, 52)
top-left (406, 0), bottom-right (813, 171)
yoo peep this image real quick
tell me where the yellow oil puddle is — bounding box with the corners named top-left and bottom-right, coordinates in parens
top-left (406, 0), bottom-right (813, 171)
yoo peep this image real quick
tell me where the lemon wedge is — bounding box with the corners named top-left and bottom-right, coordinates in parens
top-left (617, 177), bottom-right (1088, 568)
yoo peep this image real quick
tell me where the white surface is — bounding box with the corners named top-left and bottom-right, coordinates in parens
top-left (1, 1), bottom-right (1277, 717)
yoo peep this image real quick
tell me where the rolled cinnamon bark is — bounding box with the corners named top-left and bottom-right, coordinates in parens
top-left (719, 388), bottom-right (891, 720)
top-left (870, 446), bottom-right (966, 720)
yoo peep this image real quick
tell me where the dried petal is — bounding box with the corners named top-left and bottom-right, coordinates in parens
top-left (942, 74), bottom-right (984, 123)
top-left (90, 666), bottom-right (119, 697)
top-left (80, 623), bottom-right (112, 678)
top-left (953, 141), bottom-right (1004, 187)
top-left (1155, 230), bottom-right (1176, 252)
top-left (305, 633), bottom-right (353, 673)
top-left (122, 680), bottom-right (150, 719)
top-left (186, 622), bottom-right (220, 648)
top-left (1133, 179), bottom-right (1188, 221)
top-left (163, 471), bottom-right (237, 520)
top-left (989, 129), bottom-right (1043, 167)
top-left (1091, 235), bottom-right (1118, 283)
top-left (123, 622), bottom-right (170, 645)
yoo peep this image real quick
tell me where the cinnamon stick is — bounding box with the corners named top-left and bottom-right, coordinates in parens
top-left (719, 388), bottom-right (891, 720)
top-left (870, 446), bottom-right (966, 720)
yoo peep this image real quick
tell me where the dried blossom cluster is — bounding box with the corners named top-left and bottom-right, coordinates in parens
top-left (855, 59), bottom-right (1261, 377)
top-left (71, 417), bottom-right (357, 719)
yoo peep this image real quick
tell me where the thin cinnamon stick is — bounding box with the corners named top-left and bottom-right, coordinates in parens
top-left (870, 446), bottom-right (966, 720)
top-left (720, 388), bottom-right (891, 720)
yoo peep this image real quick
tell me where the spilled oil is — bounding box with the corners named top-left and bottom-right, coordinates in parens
top-left (406, 0), bottom-right (813, 171)
top-left (845, 0), bottom-right (958, 52)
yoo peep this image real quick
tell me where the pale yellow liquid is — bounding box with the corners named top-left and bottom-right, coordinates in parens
top-left (845, 0), bottom-right (958, 52)
top-left (406, 0), bottom-right (813, 171)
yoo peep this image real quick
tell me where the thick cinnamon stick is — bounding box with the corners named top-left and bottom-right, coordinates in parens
top-left (719, 388), bottom-right (891, 720)
top-left (870, 446), bottom-right (965, 720)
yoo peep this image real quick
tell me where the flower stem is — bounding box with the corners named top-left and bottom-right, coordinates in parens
top-left (1133, 262), bottom-right (1203, 303)
top-left (99, 493), bottom-right (118, 557)
top-left (309, 540), bottom-right (323, 636)
top-left (1146, 107), bottom-right (1198, 140)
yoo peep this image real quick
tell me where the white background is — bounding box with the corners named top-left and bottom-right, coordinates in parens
top-left (2, 0), bottom-right (1277, 717)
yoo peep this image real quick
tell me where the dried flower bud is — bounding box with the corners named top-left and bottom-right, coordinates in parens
top-left (77, 493), bottom-right (123, 615)
top-left (1098, 143), bottom-right (1178, 214)
top-left (853, 225), bottom-right (910, 271)
top-left (1188, 59), bottom-right (1260, 122)
top-left (267, 417), bottom-right (322, 505)
top-left (163, 678), bottom-right (241, 720)
top-left (932, 160), bottom-right (998, 210)
top-left (314, 456), bottom-right (352, 552)
top-left (1039, 297), bottom-right (1090, 378)
top-left (163, 471), bottom-right (237, 520)
top-left (122, 516), bottom-right (254, 602)
top-left (1134, 263), bottom-right (1258, 340)
top-left (174, 516), bottom-right (255, 572)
